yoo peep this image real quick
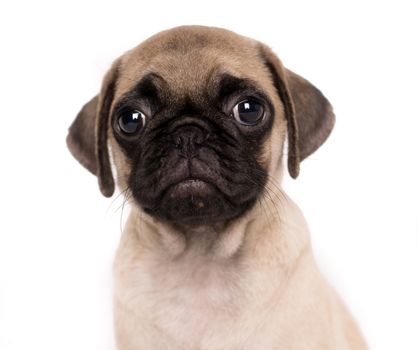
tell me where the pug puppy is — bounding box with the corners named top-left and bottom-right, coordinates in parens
top-left (67, 26), bottom-right (367, 350)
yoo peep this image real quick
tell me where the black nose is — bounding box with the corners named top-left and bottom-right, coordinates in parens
top-left (172, 125), bottom-right (206, 158)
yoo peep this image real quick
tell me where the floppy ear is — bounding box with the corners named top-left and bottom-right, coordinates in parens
top-left (259, 44), bottom-right (335, 178)
top-left (66, 61), bottom-right (120, 197)
top-left (66, 95), bottom-right (99, 175)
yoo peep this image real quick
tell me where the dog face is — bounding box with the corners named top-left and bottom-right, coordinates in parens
top-left (67, 26), bottom-right (335, 225)
top-left (113, 72), bottom-right (273, 223)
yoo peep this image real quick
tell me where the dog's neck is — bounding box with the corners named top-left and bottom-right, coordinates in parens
top-left (114, 187), bottom-right (313, 348)
top-left (119, 186), bottom-right (311, 294)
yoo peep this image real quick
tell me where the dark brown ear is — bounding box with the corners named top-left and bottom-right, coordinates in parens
top-left (66, 61), bottom-right (120, 197)
top-left (284, 69), bottom-right (335, 161)
top-left (66, 95), bottom-right (99, 175)
top-left (259, 44), bottom-right (335, 178)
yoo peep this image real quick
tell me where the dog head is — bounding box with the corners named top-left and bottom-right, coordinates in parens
top-left (67, 26), bottom-right (334, 225)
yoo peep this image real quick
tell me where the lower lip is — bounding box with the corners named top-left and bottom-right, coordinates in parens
top-left (166, 179), bottom-right (217, 198)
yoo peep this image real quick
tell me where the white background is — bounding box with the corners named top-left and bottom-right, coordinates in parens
top-left (0, 0), bottom-right (417, 349)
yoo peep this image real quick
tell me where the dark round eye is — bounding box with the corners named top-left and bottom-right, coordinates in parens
top-left (118, 110), bottom-right (146, 134)
top-left (232, 99), bottom-right (265, 125)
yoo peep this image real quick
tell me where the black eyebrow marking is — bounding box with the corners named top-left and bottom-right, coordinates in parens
top-left (133, 72), bottom-right (167, 100)
top-left (113, 73), bottom-right (168, 113)
top-left (217, 74), bottom-right (266, 100)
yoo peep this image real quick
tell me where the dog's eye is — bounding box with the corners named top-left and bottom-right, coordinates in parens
top-left (118, 110), bottom-right (146, 134)
top-left (232, 100), bottom-right (265, 125)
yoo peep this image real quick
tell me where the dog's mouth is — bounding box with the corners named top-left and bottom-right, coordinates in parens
top-left (155, 177), bottom-right (231, 223)
top-left (131, 153), bottom-right (267, 224)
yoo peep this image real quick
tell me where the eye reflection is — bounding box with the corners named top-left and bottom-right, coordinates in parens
top-left (232, 100), bottom-right (264, 125)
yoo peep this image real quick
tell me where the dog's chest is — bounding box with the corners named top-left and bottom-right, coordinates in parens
top-left (114, 245), bottom-right (260, 349)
